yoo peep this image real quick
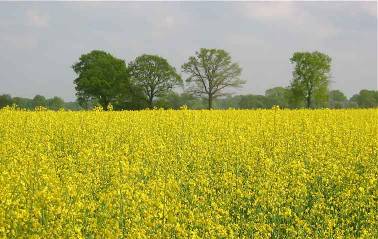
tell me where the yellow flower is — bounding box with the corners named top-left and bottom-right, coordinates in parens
top-left (0, 108), bottom-right (377, 237)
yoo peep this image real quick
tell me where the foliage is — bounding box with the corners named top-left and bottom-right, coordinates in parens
top-left (265, 87), bottom-right (290, 108)
top-left (129, 54), bottom-right (182, 107)
top-left (0, 94), bottom-right (12, 108)
top-left (72, 50), bottom-right (132, 110)
top-left (213, 95), bottom-right (242, 109)
top-left (1, 89), bottom-right (377, 111)
top-left (238, 95), bottom-right (273, 109)
top-left (62, 101), bottom-right (82, 111)
top-left (182, 48), bottom-right (244, 109)
top-left (350, 90), bottom-right (378, 108)
top-left (1, 108), bottom-right (377, 238)
top-left (46, 96), bottom-right (65, 110)
top-left (0, 95), bottom-right (81, 110)
top-left (155, 92), bottom-right (206, 110)
top-left (329, 90), bottom-right (348, 109)
top-left (289, 51), bottom-right (332, 108)
top-left (11, 97), bottom-right (31, 109)
top-left (32, 95), bottom-right (47, 107)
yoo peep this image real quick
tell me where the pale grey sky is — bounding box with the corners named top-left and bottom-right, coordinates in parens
top-left (0, 1), bottom-right (377, 101)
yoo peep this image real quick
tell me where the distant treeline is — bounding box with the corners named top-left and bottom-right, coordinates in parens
top-left (150, 88), bottom-right (378, 109)
top-left (1, 88), bottom-right (377, 110)
top-left (69, 49), bottom-right (377, 110)
top-left (0, 95), bottom-right (81, 110)
top-left (1, 48), bottom-right (377, 111)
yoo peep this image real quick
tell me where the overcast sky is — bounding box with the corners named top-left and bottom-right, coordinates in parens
top-left (0, 2), bottom-right (377, 101)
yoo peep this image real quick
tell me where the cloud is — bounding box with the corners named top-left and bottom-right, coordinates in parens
top-left (152, 15), bottom-right (176, 37)
top-left (0, 2), bottom-right (375, 100)
top-left (0, 33), bottom-right (38, 49)
top-left (239, 2), bottom-right (338, 40)
top-left (26, 9), bottom-right (49, 28)
top-left (243, 2), bottom-right (296, 19)
top-left (163, 16), bottom-right (175, 28)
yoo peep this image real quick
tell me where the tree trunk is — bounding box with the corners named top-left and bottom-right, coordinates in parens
top-left (100, 98), bottom-right (109, 111)
top-left (148, 96), bottom-right (154, 109)
top-left (103, 101), bottom-right (109, 111)
top-left (208, 94), bottom-right (213, 110)
top-left (306, 91), bottom-right (312, 108)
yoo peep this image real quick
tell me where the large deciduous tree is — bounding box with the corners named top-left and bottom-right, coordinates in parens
top-left (289, 51), bottom-right (331, 108)
top-left (129, 54), bottom-right (182, 108)
top-left (72, 50), bottom-right (131, 110)
top-left (182, 48), bottom-right (244, 109)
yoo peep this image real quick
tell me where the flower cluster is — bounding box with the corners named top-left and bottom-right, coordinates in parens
top-left (0, 108), bottom-right (377, 238)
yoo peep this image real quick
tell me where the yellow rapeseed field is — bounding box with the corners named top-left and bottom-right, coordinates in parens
top-left (0, 107), bottom-right (377, 238)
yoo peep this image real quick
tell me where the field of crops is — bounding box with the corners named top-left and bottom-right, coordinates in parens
top-left (0, 108), bottom-right (377, 238)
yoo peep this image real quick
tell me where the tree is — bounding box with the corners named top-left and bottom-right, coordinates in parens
top-left (76, 93), bottom-right (94, 110)
top-left (155, 92), bottom-right (206, 109)
top-left (350, 90), bottom-right (378, 108)
top-left (112, 90), bottom-right (148, 110)
top-left (0, 94), bottom-right (13, 108)
top-left (47, 96), bottom-right (64, 110)
top-left (13, 97), bottom-right (33, 109)
top-left (329, 90), bottom-right (347, 108)
top-left (265, 87), bottom-right (290, 108)
top-left (289, 51), bottom-right (331, 108)
top-left (182, 48), bottom-right (244, 109)
top-left (72, 50), bottom-right (131, 110)
top-left (347, 94), bottom-right (359, 108)
top-left (213, 95), bottom-right (242, 109)
top-left (129, 54), bottom-right (182, 108)
top-left (238, 95), bottom-right (272, 109)
top-left (63, 101), bottom-right (82, 111)
top-left (32, 95), bottom-right (47, 107)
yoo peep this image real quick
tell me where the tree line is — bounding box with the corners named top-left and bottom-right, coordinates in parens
top-left (72, 48), bottom-right (245, 110)
top-left (71, 48), bottom-right (377, 110)
top-left (0, 95), bottom-right (81, 110)
top-left (1, 88), bottom-right (377, 110)
top-left (1, 48), bottom-right (377, 110)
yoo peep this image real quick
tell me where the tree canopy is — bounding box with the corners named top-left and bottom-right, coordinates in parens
top-left (350, 90), bottom-right (378, 108)
top-left (129, 54), bottom-right (182, 107)
top-left (0, 95), bottom-right (80, 110)
top-left (182, 48), bottom-right (244, 109)
top-left (265, 87), bottom-right (290, 108)
top-left (72, 50), bottom-right (131, 110)
top-left (4, 48), bottom-right (376, 111)
top-left (0, 94), bottom-right (12, 108)
top-left (329, 90), bottom-right (348, 108)
top-left (47, 96), bottom-right (65, 110)
top-left (289, 51), bottom-right (332, 108)
top-left (32, 95), bottom-right (47, 107)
